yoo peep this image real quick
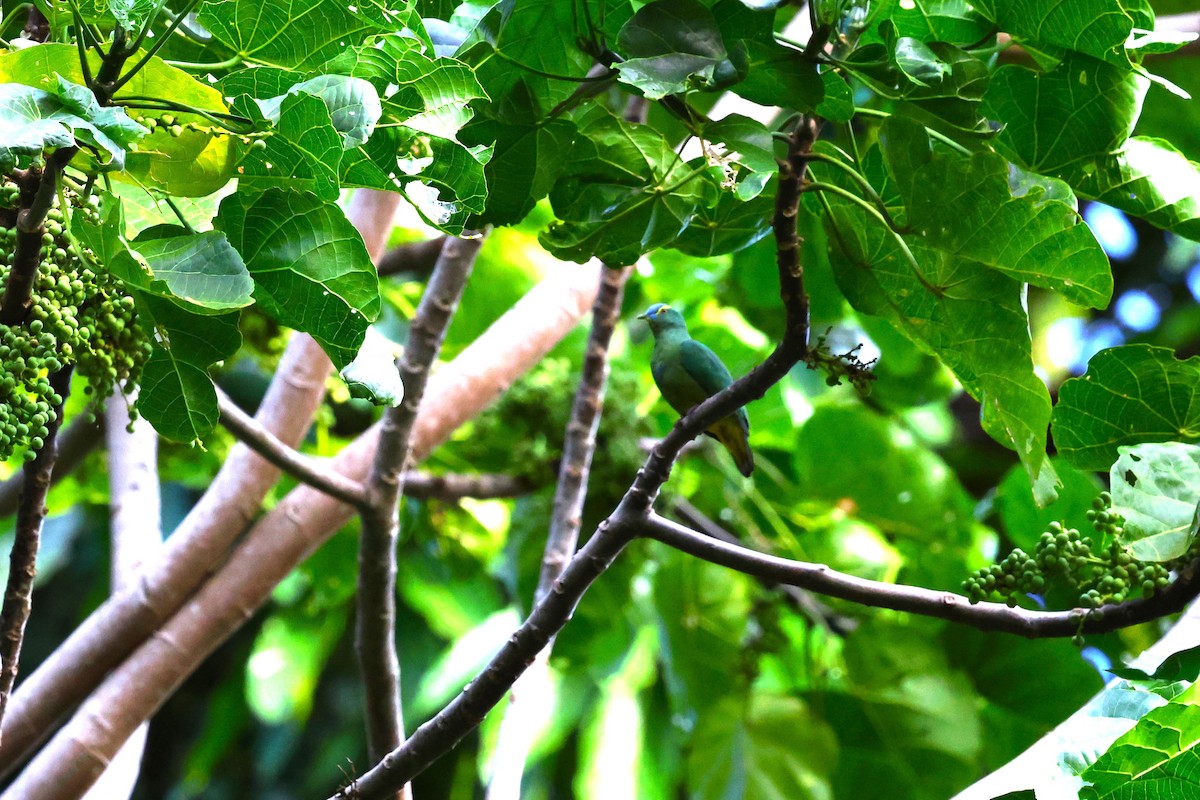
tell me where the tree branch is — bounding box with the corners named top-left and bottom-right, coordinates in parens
top-left (0, 414), bottom-right (104, 519)
top-left (216, 388), bottom-right (367, 509)
top-left (401, 471), bottom-right (535, 501)
top-left (327, 114), bottom-right (824, 800)
top-left (0, 367), bottom-right (71, 734)
top-left (1, 149), bottom-right (76, 326)
top-left (356, 232), bottom-right (482, 788)
top-left (487, 263), bottom-right (631, 799)
top-left (0, 261), bottom-right (604, 800)
top-left (0, 190), bottom-right (404, 777)
top-left (667, 498), bottom-right (856, 636)
top-left (82, 394), bottom-right (162, 800)
top-left (640, 513), bottom-right (1200, 637)
top-left (376, 237), bottom-right (447, 278)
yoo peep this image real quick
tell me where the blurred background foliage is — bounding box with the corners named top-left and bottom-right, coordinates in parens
top-left (4, 6), bottom-right (1200, 800)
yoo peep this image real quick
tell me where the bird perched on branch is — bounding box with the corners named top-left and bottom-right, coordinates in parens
top-left (638, 303), bottom-right (753, 477)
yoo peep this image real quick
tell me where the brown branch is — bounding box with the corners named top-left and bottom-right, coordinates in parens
top-left (85, 394), bottom-right (161, 800)
top-left (488, 263), bottom-right (631, 799)
top-left (401, 471), bottom-right (534, 501)
top-left (0, 263), bottom-right (602, 799)
top-left (0, 190), bottom-right (405, 777)
top-left (376, 237), bottom-right (448, 279)
top-left (538, 266), bottom-right (630, 604)
top-left (0, 367), bottom-right (71, 735)
top-left (216, 388), bottom-right (367, 509)
top-left (356, 232), bottom-right (482, 787)
top-left (0, 413), bottom-right (104, 519)
top-left (329, 115), bottom-right (824, 800)
top-left (1, 149), bottom-right (76, 326)
top-left (668, 498), bottom-right (857, 636)
top-left (641, 513), bottom-right (1200, 638)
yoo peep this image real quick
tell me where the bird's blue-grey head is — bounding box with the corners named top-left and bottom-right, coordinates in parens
top-left (637, 303), bottom-right (687, 335)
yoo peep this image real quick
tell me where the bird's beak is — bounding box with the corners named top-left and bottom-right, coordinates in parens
top-left (636, 312), bottom-right (648, 320)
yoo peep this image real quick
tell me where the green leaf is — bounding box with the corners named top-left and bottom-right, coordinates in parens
top-left (651, 544), bottom-right (751, 716)
top-left (982, 55), bottom-right (1200, 236)
top-left (339, 328), bottom-right (404, 407)
top-left (136, 297), bottom-right (242, 442)
top-left (0, 45), bottom-right (239, 195)
top-left (614, 0), bottom-right (736, 99)
top-left (671, 192), bottom-right (774, 257)
top-left (196, 0), bottom-right (413, 70)
top-left (842, 28), bottom-right (991, 135)
top-left (1109, 443), bottom-right (1200, 562)
top-left (132, 228), bottom-right (254, 313)
top-left (1110, 645), bottom-right (1200, 683)
top-left (236, 91), bottom-right (343, 201)
top-left (698, 114), bottom-right (775, 200)
top-left (795, 404), bottom-right (976, 547)
top-left (821, 133), bottom-right (1074, 493)
top-left (457, 0), bottom-right (594, 114)
top-left (215, 188), bottom-right (379, 369)
top-left (859, 0), bottom-right (994, 46)
top-left (970, 0), bottom-right (1140, 66)
top-left (688, 694), bottom-right (837, 800)
top-left (1052, 345), bottom-right (1200, 470)
top-left (0, 79), bottom-right (146, 170)
top-left (946, 627), bottom-right (1104, 728)
top-left (984, 54), bottom-right (1147, 174)
top-left (1067, 137), bottom-right (1200, 241)
top-left (1079, 682), bottom-right (1200, 798)
top-left (320, 34), bottom-right (486, 140)
top-left (257, 75), bottom-right (382, 150)
top-left (882, 118), bottom-right (1112, 309)
top-left (541, 108), bottom-right (719, 263)
top-left (458, 80), bottom-right (576, 225)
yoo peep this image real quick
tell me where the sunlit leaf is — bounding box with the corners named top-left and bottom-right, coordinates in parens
top-left (1052, 345), bottom-right (1200, 470)
top-left (1109, 443), bottom-right (1200, 562)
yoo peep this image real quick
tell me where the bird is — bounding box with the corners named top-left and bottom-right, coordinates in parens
top-left (638, 303), bottom-right (753, 477)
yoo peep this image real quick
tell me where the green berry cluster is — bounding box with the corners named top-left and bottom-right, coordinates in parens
top-left (0, 180), bottom-right (151, 461)
top-left (963, 492), bottom-right (1174, 609)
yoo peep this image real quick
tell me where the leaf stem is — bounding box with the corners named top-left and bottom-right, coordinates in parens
top-left (852, 107), bottom-right (973, 155)
top-left (111, 0), bottom-right (201, 94)
top-left (492, 48), bottom-right (604, 83)
top-left (162, 54), bottom-right (244, 72)
top-left (114, 96), bottom-right (252, 128)
top-left (805, 152), bottom-right (902, 231)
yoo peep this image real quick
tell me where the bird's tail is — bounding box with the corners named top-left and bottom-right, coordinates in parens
top-left (707, 417), bottom-right (753, 477)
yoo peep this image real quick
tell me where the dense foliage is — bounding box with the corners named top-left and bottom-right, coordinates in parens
top-left (2, 0), bottom-right (1200, 798)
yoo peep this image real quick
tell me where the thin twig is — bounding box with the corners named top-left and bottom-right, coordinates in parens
top-left (215, 388), bottom-right (367, 509)
top-left (356, 233), bottom-right (483, 793)
top-left (640, 513), bottom-right (1200, 638)
top-left (0, 414), bottom-right (104, 518)
top-left (328, 115), bottom-right (823, 800)
top-left (0, 368), bottom-right (71, 732)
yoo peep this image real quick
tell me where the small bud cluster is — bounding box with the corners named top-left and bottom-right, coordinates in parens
top-left (963, 492), bottom-right (1173, 609)
top-left (0, 179), bottom-right (151, 461)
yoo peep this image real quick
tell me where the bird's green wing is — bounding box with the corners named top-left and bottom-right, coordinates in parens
top-left (679, 340), bottom-right (749, 428)
top-left (679, 339), bottom-right (735, 397)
